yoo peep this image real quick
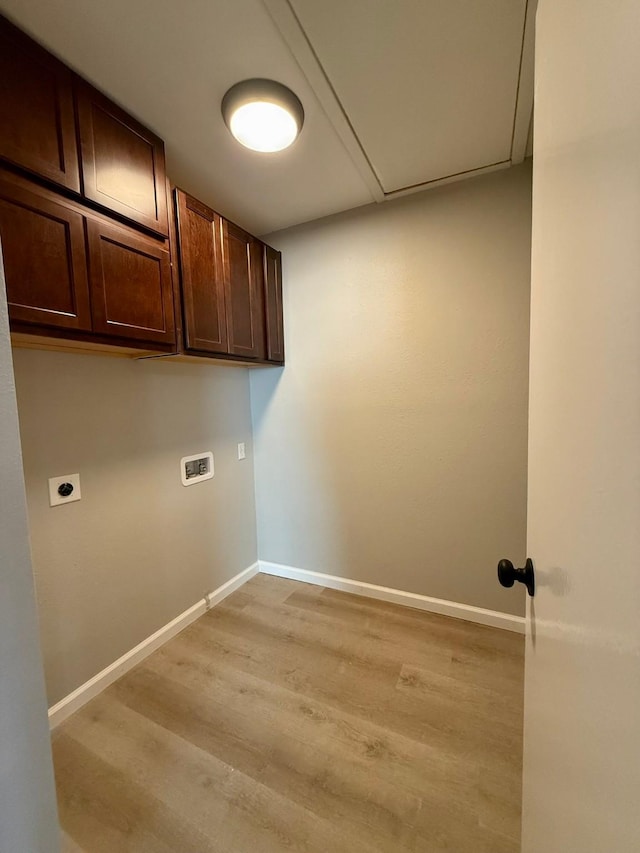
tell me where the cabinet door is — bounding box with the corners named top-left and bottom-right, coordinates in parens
top-left (0, 15), bottom-right (80, 192)
top-left (86, 218), bottom-right (175, 345)
top-left (262, 244), bottom-right (284, 364)
top-left (174, 190), bottom-right (228, 354)
top-left (76, 79), bottom-right (168, 236)
top-left (0, 173), bottom-right (91, 330)
top-left (223, 221), bottom-right (265, 360)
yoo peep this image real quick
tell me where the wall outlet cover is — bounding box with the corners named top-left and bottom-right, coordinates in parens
top-left (181, 452), bottom-right (214, 486)
top-left (48, 473), bottom-right (81, 507)
top-left (238, 442), bottom-right (246, 460)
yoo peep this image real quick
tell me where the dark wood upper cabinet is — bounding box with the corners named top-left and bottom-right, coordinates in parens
top-left (76, 79), bottom-right (168, 237)
top-left (223, 221), bottom-right (265, 360)
top-left (0, 15), bottom-right (80, 192)
top-left (172, 188), bottom-right (284, 365)
top-left (0, 171), bottom-right (91, 331)
top-left (0, 16), bottom-right (169, 239)
top-left (262, 244), bottom-right (284, 364)
top-left (0, 13), bottom-right (285, 364)
top-left (86, 218), bottom-right (174, 345)
top-left (174, 189), bottom-right (228, 354)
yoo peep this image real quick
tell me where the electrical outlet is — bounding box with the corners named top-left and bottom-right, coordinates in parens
top-left (237, 442), bottom-right (246, 460)
top-left (181, 452), bottom-right (214, 486)
top-left (48, 473), bottom-right (81, 507)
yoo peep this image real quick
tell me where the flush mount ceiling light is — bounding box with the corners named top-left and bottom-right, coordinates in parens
top-left (221, 79), bottom-right (304, 153)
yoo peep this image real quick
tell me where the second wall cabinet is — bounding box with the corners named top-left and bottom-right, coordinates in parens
top-left (223, 220), bottom-right (265, 360)
top-left (175, 191), bottom-right (228, 354)
top-left (174, 189), bottom-right (283, 365)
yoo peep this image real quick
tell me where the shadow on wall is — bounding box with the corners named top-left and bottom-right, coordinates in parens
top-left (250, 165), bottom-right (532, 616)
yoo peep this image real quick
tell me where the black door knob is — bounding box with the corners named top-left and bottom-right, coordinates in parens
top-left (497, 558), bottom-right (535, 597)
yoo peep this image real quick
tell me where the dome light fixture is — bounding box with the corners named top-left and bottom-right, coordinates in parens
top-left (221, 79), bottom-right (304, 153)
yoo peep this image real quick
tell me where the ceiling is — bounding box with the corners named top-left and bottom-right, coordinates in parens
top-left (0, 0), bottom-right (534, 235)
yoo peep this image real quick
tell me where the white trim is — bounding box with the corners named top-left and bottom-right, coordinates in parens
top-left (204, 563), bottom-right (259, 609)
top-left (48, 562), bottom-right (259, 728)
top-left (259, 561), bottom-right (525, 634)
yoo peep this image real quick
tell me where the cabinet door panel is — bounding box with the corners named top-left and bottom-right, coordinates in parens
top-left (0, 15), bottom-right (80, 191)
top-left (263, 244), bottom-right (284, 364)
top-left (174, 190), bottom-right (228, 354)
top-left (0, 174), bottom-right (90, 330)
top-left (223, 221), bottom-right (265, 360)
top-left (87, 219), bottom-right (174, 344)
top-left (76, 80), bottom-right (168, 236)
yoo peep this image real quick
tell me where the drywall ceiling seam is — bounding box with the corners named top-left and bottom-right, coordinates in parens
top-left (262, 0), bottom-right (385, 202)
top-left (382, 160), bottom-right (512, 200)
top-left (510, 0), bottom-right (537, 163)
top-left (265, 0), bottom-right (529, 202)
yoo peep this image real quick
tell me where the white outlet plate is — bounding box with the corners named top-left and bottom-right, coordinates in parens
top-left (238, 443), bottom-right (246, 460)
top-left (181, 452), bottom-right (214, 486)
top-left (48, 473), bottom-right (81, 507)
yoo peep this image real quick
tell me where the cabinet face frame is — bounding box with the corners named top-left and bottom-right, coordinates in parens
top-left (86, 217), bottom-right (175, 345)
top-left (76, 78), bottom-right (169, 237)
top-left (0, 14), bottom-right (81, 193)
top-left (174, 189), bottom-right (229, 355)
top-left (0, 172), bottom-right (91, 330)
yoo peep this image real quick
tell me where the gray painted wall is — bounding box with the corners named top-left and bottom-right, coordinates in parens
top-left (12, 163), bottom-right (531, 719)
top-left (13, 351), bottom-right (257, 705)
top-left (0, 251), bottom-right (59, 852)
top-left (251, 165), bottom-right (532, 616)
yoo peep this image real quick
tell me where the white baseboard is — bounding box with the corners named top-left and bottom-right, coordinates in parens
top-left (49, 559), bottom-right (522, 729)
top-left (259, 561), bottom-right (525, 634)
top-left (204, 562), bottom-right (259, 609)
top-left (48, 562), bottom-right (259, 729)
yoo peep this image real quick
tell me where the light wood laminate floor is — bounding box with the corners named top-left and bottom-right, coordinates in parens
top-left (54, 574), bottom-right (524, 853)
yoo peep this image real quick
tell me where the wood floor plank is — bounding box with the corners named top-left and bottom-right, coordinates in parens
top-left (54, 734), bottom-right (214, 853)
top-left (242, 573), bottom-right (310, 606)
top-left (110, 666), bottom-right (271, 781)
top-left (60, 829), bottom-right (86, 853)
top-left (61, 692), bottom-right (379, 853)
top-left (189, 599), bottom-right (520, 768)
top-left (147, 640), bottom-right (478, 801)
top-left (282, 586), bottom-right (524, 694)
top-left (249, 594), bottom-right (455, 678)
top-left (396, 663), bottom-right (521, 734)
top-left (52, 574), bottom-right (525, 852)
top-left (291, 585), bottom-right (523, 657)
top-left (477, 760), bottom-right (524, 841)
top-left (473, 827), bottom-right (521, 853)
top-left (138, 642), bottom-right (483, 849)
